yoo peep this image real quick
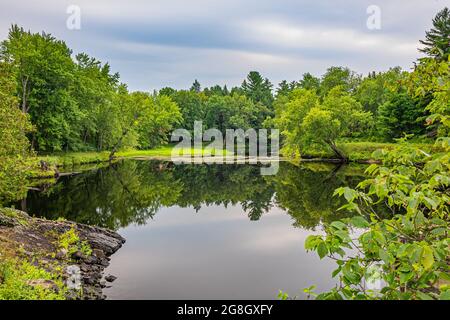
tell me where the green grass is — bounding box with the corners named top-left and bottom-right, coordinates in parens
top-left (25, 145), bottom-right (232, 178)
top-left (38, 151), bottom-right (111, 168)
top-left (118, 145), bottom-right (230, 158)
top-left (0, 208), bottom-right (29, 226)
top-left (340, 141), bottom-right (441, 161)
top-left (57, 227), bottom-right (92, 258)
top-left (299, 141), bottom-right (440, 161)
top-left (0, 258), bottom-right (66, 300)
top-left (27, 141), bottom-right (443, 177)
top-left (36, 145), bottom-right (231, 168)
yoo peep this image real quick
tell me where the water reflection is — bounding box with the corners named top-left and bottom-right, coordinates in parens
top-left (18, 160), bottom-right (366, 230)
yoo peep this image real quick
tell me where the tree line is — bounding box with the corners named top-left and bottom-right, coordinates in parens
top-left (0, 8), bottom-right (448, 160)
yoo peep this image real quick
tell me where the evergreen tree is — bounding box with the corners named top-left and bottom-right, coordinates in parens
top-left (419, 7), bottom-right (450, 61)
top-left (190, 79), bottom-right (201, 93)
top-left (241, 71), bottom-right (274, 107)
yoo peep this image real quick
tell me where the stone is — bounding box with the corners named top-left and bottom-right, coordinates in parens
top-left (71, 250), bottom-right (85, 260)
top-left (55, 249), bottom-right (68, 260)
top-left (105, 274), bottom-right (117, 283)
top-left (0, 209), bottom-right (125, 300)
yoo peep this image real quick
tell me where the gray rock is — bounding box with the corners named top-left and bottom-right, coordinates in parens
top-left (105, 274), bottom-right (117, 283)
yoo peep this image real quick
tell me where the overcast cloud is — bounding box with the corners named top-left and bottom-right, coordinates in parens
top-left (0, 0), bottom-right (447, 91)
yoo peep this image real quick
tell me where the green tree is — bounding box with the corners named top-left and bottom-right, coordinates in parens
top-left (204, 94), bottom-right (258, 133)
top-left (355, 67), bottom-right (405, 115)
top-left (159, 87), bottom-right (177, 97)
top-left (1, 25), bottom-right (79, 151)
top-left (377, 93), bottom-right (426, 140)
top-left (241, 71), bottom-right (274, 109)
top-left (320, 66), bottom-right (360, 96)
top-left (301, 108), bottom-right (344, 159)
top-left (0, 61), bottom-right (32, 204)
top-left (299, 73), bottom-right (320, 92)
top-left (137, 94), bottom-right (182, 149)
top-left (276, 80), bottom-right (297, 97)
top-left (419, 7), bottom-right (450, 61)
top-left (190, 79), bottom-right (201, 93)
top-left (321, 87), bottom-right (373, 139)
top-left (73, 53), bottom-right (120, 151)
top-left (273, 88), bottom-right (320, 158)
top-left (171, 90), bottom-right (207, 132)
top-left (274, 87), bottom-right (372, 160)
top-left (406, 57), bottom-right (450, 137)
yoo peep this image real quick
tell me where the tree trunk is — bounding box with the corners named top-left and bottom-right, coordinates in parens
top-left (326, 140), bottom-right (348, 162)
top-left (109, 128), bottom-right (130, 162)
top-left (21, 76), bottom-right (29, 113)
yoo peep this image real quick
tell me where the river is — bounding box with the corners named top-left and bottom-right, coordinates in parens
top-left (16, 159), bottom-right (366, 299)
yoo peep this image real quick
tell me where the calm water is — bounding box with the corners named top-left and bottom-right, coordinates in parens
top-left (17, 160), bottom-right (366, 299)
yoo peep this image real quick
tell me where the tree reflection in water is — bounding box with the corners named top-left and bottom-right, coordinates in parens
top-left (18, 160), bottom-right (367, 230)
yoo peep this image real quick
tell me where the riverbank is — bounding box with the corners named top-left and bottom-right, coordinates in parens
top-left (299, 141), bottom-right (440, 161)
top-left (29, 146), bottom-right (231, 178)
top-left (0, 208), bottom-right (125, 300)
top-left (25, 141), bottom-right (440, 179)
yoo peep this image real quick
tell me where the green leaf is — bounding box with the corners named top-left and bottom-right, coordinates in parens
top-left (431, 227), bottom-right (447, 237)
top-left (350, 216), bottom-right (369, 228)
top-left (331, 267), bottom-right (341, 278)
top-left (416, 291), bottom-right (434, 300)
top-left (343, 188), bottom-right (356, 202)
top-left (399, 271), bottom-right (414, 284)
top-left (305, 235), bottom-right (318, 250)
top-left (421, 246), bottom-right (435, 270)
top-left (378, 249), bottom-right (392, 265)
top-left (317, 242), bottom-right (328, 259)
top-left (330, 220), bottom-right (347, 230)
top-left (439, 290), bottom-right (450, 300)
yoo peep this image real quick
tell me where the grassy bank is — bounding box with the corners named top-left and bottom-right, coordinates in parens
top-left (301, 141), bottom-right (440, 161)
top-left (0, 208), bottom-right (125, 300)
top-left (26, 141), bottom-right (441, 179)
top-left (27, 145), bottom-right (230, 178)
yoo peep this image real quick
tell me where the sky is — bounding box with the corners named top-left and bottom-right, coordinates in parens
top-left (0, 0), bottom-right (447, 91)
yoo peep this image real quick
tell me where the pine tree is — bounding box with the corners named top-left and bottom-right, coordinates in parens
top-left (419, 7), bottom-right (450, 61)
top-left (190, 79), bottom-right (201, 93)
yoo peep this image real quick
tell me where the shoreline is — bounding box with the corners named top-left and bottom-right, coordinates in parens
top-left (0, 208), bottom-right (125, 300)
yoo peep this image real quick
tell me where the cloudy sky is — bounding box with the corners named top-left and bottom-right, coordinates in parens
top-left (0, 0), bottom-right (447, 91)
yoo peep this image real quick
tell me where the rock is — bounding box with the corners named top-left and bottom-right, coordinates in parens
top-left (83, 255), bottom-right (98, 265)
top-left (71, 250), bottom-right (85, 261)
top-left (87, 232), bottom-right (125, 255)
top-left (99, 258), bottom-right (110, 267)
top-left (80, 263), bottom-right (90, 272)
top-left (105, 275), bottom-right (117, 283)
top-left (0, 209), bottom-right (125, 300)
top-left (0, 215), bottom-right (15, 227)
top-left (92, 249), bottom-right (106, 259)
top-left (55, 249), bottom-right (68, 260)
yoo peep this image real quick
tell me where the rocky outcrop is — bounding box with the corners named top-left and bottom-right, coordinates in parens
top-left (0, 208), bottom-right (125, 300)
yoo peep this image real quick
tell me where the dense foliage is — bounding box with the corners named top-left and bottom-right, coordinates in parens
top-left (2, 8), bottom-right (449, 158)
top-left (0, 25), bottom-right (181, 152)
top-left (21, 161), bottom-right (365, 230)
top-left (302, 26), bottom-right (450, 299)
top-left (0, 61), bottom-right (32, 205)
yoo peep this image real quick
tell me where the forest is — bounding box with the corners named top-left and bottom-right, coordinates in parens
top-left (0, 7), bottom-right (448, 301)
top-left (1, 9), bottom-right (448, 160)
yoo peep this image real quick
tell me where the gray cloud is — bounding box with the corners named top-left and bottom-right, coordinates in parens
top-left (0, 0), bottom-right (446, 91)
